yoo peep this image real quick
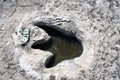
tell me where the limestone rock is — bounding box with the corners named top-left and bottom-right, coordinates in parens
top-left (0, 0), bottom-right (120, 80)
top-left (14, 20), bottom-right (51, 47)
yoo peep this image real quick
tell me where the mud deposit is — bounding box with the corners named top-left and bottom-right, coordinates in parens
top-left (32, 25), bottom-right (83, 68)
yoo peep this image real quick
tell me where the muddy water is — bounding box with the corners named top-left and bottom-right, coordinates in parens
top-left (32, 25), bottom-right (83, 68)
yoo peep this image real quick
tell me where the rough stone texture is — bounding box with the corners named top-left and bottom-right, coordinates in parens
top-left (0, 0), bottom-right (120, 80)
top-left (13, 20), bottom-right (53, 80)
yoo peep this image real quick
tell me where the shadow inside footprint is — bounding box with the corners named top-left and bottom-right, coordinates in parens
top-left (31, 23), bottom-right (83, 68)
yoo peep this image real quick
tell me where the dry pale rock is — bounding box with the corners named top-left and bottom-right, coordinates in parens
top-left (0, 0), bottom-right (120, 80)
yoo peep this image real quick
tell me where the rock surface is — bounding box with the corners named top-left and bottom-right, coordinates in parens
top-left (0, 0), bottom-right (120, 80)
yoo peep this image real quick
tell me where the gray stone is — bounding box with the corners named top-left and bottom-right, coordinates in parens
top-left (21, 28), bottom-right (30, 44)
top-left (0, 0), bottom-right (120, 80)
